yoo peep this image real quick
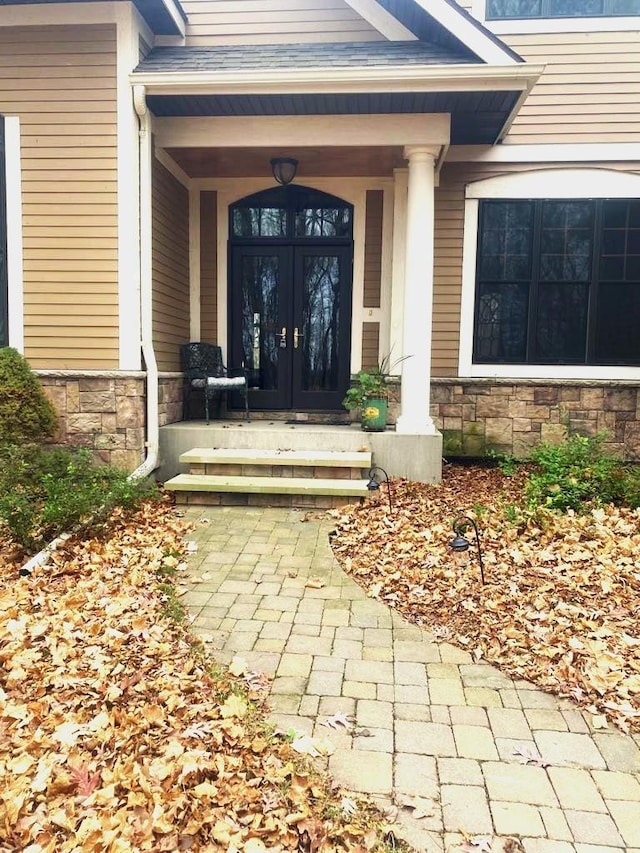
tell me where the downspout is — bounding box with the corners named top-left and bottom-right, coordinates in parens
top-left (130, 84), bottom-right (159, 481)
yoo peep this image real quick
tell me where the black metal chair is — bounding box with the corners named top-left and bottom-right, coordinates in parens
top-left (180, 342), bottom-right (249, 423)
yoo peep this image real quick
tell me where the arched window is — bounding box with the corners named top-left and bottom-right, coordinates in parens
top-left (230, 185), bottom-right (353, 242)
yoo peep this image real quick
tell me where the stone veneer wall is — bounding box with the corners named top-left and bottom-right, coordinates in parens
top-left (37, 372), bottom-right (184, 470)
top-left (431, 379), bottom-right (640, 460)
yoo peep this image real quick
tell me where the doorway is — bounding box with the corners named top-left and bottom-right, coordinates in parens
top-left (229, 185), bottom-right (354, 411)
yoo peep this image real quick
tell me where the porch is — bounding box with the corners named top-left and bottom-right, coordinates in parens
top-left (158, 419), bottom-right (443, 505)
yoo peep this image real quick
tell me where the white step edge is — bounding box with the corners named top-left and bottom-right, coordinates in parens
top-left (179, 448), bottom-right (373, 468)
top-left (165, 474), bottom-right (370, 496)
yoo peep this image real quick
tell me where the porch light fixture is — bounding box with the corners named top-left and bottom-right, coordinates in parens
top-left (367, 466), bottom-right (393, 514)
top-left (270, 157), bottom-right (298, 186)
top-left (449, 514), bottom-right (486, 585)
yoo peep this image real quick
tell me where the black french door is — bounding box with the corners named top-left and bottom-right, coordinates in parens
top-left (228, 184), bottom-right (354, 411)
top-left (230, 243), bottom-right (352, 410)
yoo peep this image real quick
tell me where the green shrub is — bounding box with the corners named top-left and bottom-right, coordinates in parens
top-left (0, 445), bottom-right (157, 551)
top-left (525, 432), bottom-right (640, 513)
top-left (0, 348), bottom-right (57, 445)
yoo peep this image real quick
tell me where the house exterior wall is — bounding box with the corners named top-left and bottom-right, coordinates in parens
top-left (152, 153), bottom-right (190, 371)
top-left (503, 31), bottom-right (640, 145)
top-left (0, 23), bottom-right (119, 369)
top-left (179, 0), bottom-right (384, 46)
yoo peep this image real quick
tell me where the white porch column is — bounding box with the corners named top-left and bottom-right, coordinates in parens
top-left (395, 145), bottom-right (438, 435)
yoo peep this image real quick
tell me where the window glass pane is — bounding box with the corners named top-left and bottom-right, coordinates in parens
top-left (540, 201), bottom-right (593, 282)
top-left (474, 282), bottom-right (528, 362)
top-left (479, 201), bottom-right (533, 281)
top-left (233, 207), bottom-right (287, 237)
top-left (295, 207), bottom-right (351, 238)
top-left (595, 283), bottom-right (640, 363)
top-left (600, 200), bottom-right (640, 282)
top-left (486, 0), bottom-right (540, 17)
top-left (608, 0), bottom-right (640, 12)
top-left (535, 283), bottom-right (588, 362)
top-left (549, 0), bottom-right (603, 15)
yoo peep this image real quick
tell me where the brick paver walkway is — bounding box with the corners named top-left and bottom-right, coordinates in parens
top-left (181, 506), bottom-right (640, 853)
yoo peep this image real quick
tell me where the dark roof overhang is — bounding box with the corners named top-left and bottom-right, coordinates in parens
top-left (132, 44), bottom-right (542, 146)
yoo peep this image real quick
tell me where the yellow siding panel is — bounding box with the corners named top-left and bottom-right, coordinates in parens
top-left (179, 0), bottom-right (384, 45)
top-left (200, 191), bottom-right (218, 345)
top-left (0, 24), bottom-right (118, 368)
top-left (362, 322), bottom-right (380, 372)
top-left (503, 31), bottom-right (640, 144)
top-left (152, 156), bottom-right (190, 372)
top-left (363, 190), bottom-right (383, 309)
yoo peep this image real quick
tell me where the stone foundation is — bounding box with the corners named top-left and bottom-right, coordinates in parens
top-left (37, 372), bottom-right (183, 470)
top-left (431, 378), bottom-right (640, 461)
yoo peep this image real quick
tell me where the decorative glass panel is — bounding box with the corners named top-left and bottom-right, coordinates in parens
top-left (295, 208), bottom-right (351, 238)
top-left (233, 207), bottom-right (286, 238)
top-left (536, 283), bottom-right (588, 362)
top-left (600, 199), bottom-right (640, 282)
top-left (301, 255), bottom-right (341, 391)
top-left (479, 201), bottom-right (533, 281)
top-left (540, 201), bottom-right (593, 282)
top-left (240, 256), bottom-right (280, 390)
top-left (488, 0), bottom-right (639, 16)
top-left (474, 282), bottom-right (528, 362)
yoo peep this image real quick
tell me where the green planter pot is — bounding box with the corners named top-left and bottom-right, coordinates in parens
top-left (361, 397), bottom-right (388, 431)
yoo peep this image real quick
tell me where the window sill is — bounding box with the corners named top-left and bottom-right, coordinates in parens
top-left (466, 364), bottom-right (640, 381)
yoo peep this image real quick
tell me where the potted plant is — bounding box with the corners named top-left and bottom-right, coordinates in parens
top-left (342, 354), bottom-right (408, 432)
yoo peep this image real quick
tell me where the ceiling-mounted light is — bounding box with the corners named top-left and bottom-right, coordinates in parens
top-left (270, 157), bottom-right (298, 186)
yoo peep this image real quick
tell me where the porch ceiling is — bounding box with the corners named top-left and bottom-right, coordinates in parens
top-left (165, 146), bottom-right (406, 179)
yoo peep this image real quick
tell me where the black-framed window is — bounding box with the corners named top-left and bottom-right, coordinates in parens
top-left (487, 0), bottom-right (640, 18)
top-left (0, 115), bottom-right (7, 348)
top-left (230, 185), bottom-right (353, 243)
top-left (473, 198), bottom-right (640, 366)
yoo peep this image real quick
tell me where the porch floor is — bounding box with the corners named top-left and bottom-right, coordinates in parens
top-left (157, 420), bottom-right (443, 484)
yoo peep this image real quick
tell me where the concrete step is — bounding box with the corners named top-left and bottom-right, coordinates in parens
top-left (164, 472), bottom-right (369, 508)
top-left (179, 448), bottom-right (372, 469)
top-left (165, 474), bottom-right (369, 496)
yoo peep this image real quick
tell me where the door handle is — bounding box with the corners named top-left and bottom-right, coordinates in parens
top-left (279, 326), bottom-right (287, 348)
top-left (294, 327), bottom-right (303, 349)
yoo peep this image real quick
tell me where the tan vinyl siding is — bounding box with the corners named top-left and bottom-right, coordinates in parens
top-left (179, 0), bottom-right (384, 45)
top-left (200, 191), bottom-right (218, 345)
top-left (0, 24), bottom-right (117, 368)
top-left (503, 31), bottom-right (640, 144)
top-left (362, 322), bottom-right (380, 371)
top-left (152, 157), bottom-right (190, 371)
top-left (431, 161), bottom-right (640, 377)
top-left (363, 190), bottom-right (383, 309)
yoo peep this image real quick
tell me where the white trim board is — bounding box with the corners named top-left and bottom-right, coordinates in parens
top-left (458, 167), bottom-right (640, 381)
top-left (155, 114), bottom-right (451, 150)
top-left (5, 117), bottom-right (24, 354)
top-left (447, 142), bottom-right (640, 164)
top-left (471, 0), bottom-right (640, 33)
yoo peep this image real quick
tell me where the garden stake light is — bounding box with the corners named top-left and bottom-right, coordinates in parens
top-left (366, 466), bottom-right (393, 514)
top-left (449, 514), bottom-right (486, 585)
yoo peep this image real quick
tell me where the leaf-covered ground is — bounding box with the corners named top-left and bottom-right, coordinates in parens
top-left (330, 465), bottom-right (640, 733)
top-left (0, 498), bottom-right (393, 853)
